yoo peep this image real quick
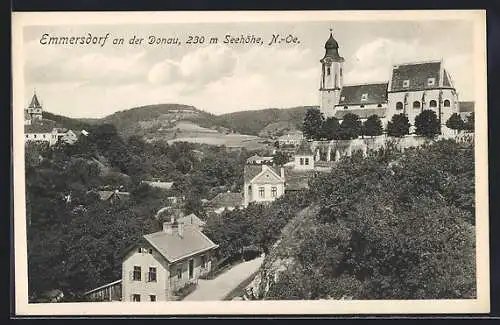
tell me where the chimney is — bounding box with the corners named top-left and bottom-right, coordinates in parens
top-left (163, 221), bottom-right (173, 234)
top-left (280, 167), bottom-right (285, 179)
top-left (178, 222), bottom-right (184, 238)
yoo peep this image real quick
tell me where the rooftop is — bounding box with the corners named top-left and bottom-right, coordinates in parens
top-left (334, 108), bottom-right (387, 120)
top-left (338, 83), bottom-right (388, 106)
top-left (209, 192), bottom-right (244, 208)
top-left (143, 225), bottom-right (218, 263)
top-left (244, 164), bottom-right (283, 183)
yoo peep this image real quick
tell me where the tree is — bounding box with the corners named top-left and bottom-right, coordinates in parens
top-left (463, 113), bottom-right (475, 132)
top-left (273, 151), bottom-right (290, 166)
top-left (338, 113), bottom-right (362, 140)
top-left (415, 109), bottom-right (441, 138)
top-left (362, 115), bottom-right (384, 138)
top-left (302, 108), bottom-right (324, 140)
top-left (446, 113), bottom-right (465, 134)
top-left (387, 113), bottom-right (410, 137)
top-left (321, 117), bottom-right (341, 140)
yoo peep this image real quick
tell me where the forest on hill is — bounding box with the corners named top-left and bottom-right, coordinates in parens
top-left (204, 139), bottom-right (476, 300)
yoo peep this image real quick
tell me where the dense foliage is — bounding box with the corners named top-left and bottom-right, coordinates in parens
top-left (362, 115), bottom-right (384, 137)
top-left (264, 139), bottom-right (475, 300)
top-left (387, 113), bottom-right (411, 137)
top-left (415, 109), bottom-right (441, 138)
top-left (25, 123), bottom-right (253, 300)
top-left (446, 113), bottom-right (465, 133)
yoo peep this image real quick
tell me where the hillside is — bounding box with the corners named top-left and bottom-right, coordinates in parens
top-left (43, 111), bottom-right (93, 131)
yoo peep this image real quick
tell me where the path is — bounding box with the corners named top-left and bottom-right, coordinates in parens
top-left (183, 256), bottom-right (264, 301)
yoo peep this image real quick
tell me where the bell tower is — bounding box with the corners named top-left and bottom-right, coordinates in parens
top-left (319, 30), bottom-right (344, 118)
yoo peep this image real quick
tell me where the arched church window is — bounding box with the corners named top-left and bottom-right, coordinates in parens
top-left (340, 67), bottom-right (343, 77)
top-left (327, 67), bottom-right (331, 76)
top-left (443, 100), bottom-right (451, 107)
top-left (396, 102), bottom-right (404, 110)
top-left (344, 106), bottom-right (348, 110)
top-left (429, 100), bottom-right (437, 108)
top-left (413, 101), bottom-right (421, 109)
top-left (377, 104), bottom-right (383, 108)
top-left (360, 105), bottom-right (365, 108)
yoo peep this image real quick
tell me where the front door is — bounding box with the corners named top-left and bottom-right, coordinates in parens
top-left (188, 259), bottom-right (194, 279)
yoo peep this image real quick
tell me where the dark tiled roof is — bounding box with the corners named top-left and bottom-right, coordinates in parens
top-left (29, 93), bottom-right (42, 108)
top-left (338, 83), bottom-right (388, 106)
top-left (244, 165), bottom-right (282, 183)
top-left (334, 108), bottom-right (387, 120)
top-left (98, 191), bottom-right (130, 201)
top-left (24, 119), bottom-right (56, 133)
top-left (295, 142), bottom-right (314, 156)
top-left (459, 101), bottom-right (474, 113)
top-left (209, 192), bottom-right (243, 208)
top-left (143, 225), bottom-right (218, 263)
top-left (390, 61), bottom-right (442, 92)
top-left (443, 69), bottom-right (452, 87)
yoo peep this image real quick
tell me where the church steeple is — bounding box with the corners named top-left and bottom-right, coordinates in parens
top-left (322, 29), bottom-right (344, 63)
top-left (319, 29), bottom-right (345, 118)
top-left (25, 90), bottom-right (43, 124)
top-left (29, 91), bottom-right (42, 109)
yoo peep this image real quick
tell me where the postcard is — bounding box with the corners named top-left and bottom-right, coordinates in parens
top-left (12, 10), bottom-right (489, 315)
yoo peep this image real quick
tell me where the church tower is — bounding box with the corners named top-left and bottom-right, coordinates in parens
top-left (319, 30), bottom-right (344, 118)
top-left (25, 91), bottom-right (43, 125)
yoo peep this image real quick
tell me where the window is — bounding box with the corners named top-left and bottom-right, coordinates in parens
top-left (248, 185), bottom-right (252, 196)
top-left (360, 105), bottom-right (365, 108)
top-left (271, 187), bottom-right (277, 197)
top-left (403, 80), bottom-right (410, 88)
top-left (132, 294), bottom-right (141, 302)
top-left (429, 100), bottom-right (437, 108)
top-left (34, 134), bottom-right (37, 138)
top-left (148, 249), bottom-right (153, 254)
top-left (444, 99), bottom-right (451, 107)
top-left (43, 135), bottom-right (46, 139)
top-left (377, 104), bottom-right (383, 108)
top-left (300, 157), bottom-right (304, 165)
top-left (148, 267), bottom-right (157, 282)
top-left (258, 187), bottom-right (265, 198)
top-left (413, 101), bottom-right (421, 109)
top-left (340, 96), bottom-right (345, 101)
top-left (133, 266), bottom-right (141, 281)
top-left (361, 93), bottom-right (368, 101)
top-left (327, 67), bottom-right (331, 76)
top-left (177, 268), bottom-right (182, 279)
top-left (25, 134), bottom-right (28, 138)
top-left (150, 295), bottom-right (156, 302)
top-left (343, 106), bottom-right (348, 110)
top-left (305, 158), bottom-right (310, 165)
top-left (340, 67), bottom-right (343, 77)
top-left (396, 102), bottom-right (404, 110)
top-left (427, 78), bottom-right (436, 86)
top-left (188, 259), bottom-right (194, 280)
top-left (201, 255), bottom-right (207, 268)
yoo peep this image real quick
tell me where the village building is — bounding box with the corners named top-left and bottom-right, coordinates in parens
top-left (177, 213), bottom-right (206, 232)
top-left (292, 142), bottom-right (315, 171)
top-left (206, 191), bottom-right (244, 214)
top-left (121, 216), bottom-right (218, 302)
top-left (24, 92), bottom-right (81, 146)
top-left (319, 31), bottom-right (460, 137)
top-left (243, 164), bottom-right (285, 207)
top-left (246, 155), bottom-right (274, 165)
top-left (277, 131), bottom-right (304, 148)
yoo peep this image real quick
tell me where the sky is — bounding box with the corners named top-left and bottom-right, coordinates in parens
top-left (22, 20), bottom-right (475, 118)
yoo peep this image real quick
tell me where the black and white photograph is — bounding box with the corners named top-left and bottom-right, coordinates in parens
top-left (12, 10), bottom-right (489, 315)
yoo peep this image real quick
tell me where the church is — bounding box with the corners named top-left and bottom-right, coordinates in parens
top-left (24, 92), bottom-right (82, 146)
top-left (318, 30), bottom-right (460, 136)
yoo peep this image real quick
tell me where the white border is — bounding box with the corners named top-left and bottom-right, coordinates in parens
top-left (12, 10), bottom-right (489, 315)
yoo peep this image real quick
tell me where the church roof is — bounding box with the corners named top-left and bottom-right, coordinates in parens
top-left (29, 93), bottom-right (42, 108)
top-left (389, 61), bottom-right (448, 92)
top-left (334, 108), bottom-right (387, 120)
top-left (337, 83), bottom-right (388, 106)
top-left (325, 32), bottom-right (339, 50)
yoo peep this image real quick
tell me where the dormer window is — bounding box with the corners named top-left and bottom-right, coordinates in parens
top-left (340, 96), bottom-right (345, 101)
top-left (403, 80), bottom-right (410, 88)
top-left (361, 93), bottom-right (368, 101)
top-left (427, 78), bottom-right (436, 86)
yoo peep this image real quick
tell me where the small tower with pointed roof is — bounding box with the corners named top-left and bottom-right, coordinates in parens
top-left (320, 29), bottom-right (345, 118)
top-left (25, 91), bottom-right (43, 125)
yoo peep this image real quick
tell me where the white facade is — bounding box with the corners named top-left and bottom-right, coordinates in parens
top-left (243, 165), bottom-right (285, 207)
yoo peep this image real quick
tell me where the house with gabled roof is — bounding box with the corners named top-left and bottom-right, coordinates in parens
top-left (243, 164), bottom-right (285, 207)
top-left (121, 216), bottom-right (218, 302)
